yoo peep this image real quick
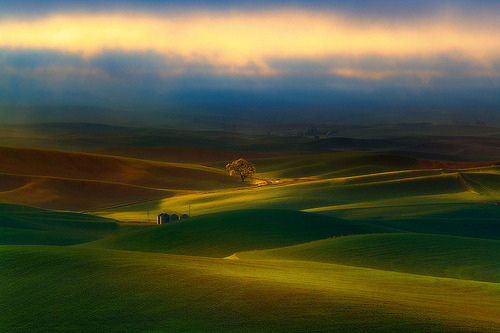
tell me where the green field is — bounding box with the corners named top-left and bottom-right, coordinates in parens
top-left (1, 245), bottom-right (499, 332)
top-left (82, 210), bottom-right (396, 257)
top-left (99, 162), bottom-right (499, 221)
top-left (1, 144), bottom-right (499, 332)
top-left (237, 232), bottom-right (500, 282)
top-left (0, 203), bottom-right (118, 246)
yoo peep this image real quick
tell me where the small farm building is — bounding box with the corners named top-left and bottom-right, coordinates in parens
top-left (157, 213), bottom-right (170, 225)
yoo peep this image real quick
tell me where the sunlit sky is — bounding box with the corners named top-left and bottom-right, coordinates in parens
top-left (0, 0), bottom-right (499, 122)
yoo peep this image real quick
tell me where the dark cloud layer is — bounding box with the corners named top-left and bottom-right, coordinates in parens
top-left (0, 48), bottom-right (498, 124)
top-left (1, 0), bottom-right (498, 18)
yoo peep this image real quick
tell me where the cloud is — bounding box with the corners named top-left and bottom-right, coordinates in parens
top-left (0, 9), bottom-right (498, 77)
top-left (0, 6), bottom-right (498, 120)
top-left (268, 54), bottom-right (499, 85)
top-left (1, 1), bottom-right (498, 19)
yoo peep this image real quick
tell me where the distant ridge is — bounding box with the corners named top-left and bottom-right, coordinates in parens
top-left (90, 146), bottom-right (279, 163)
top-left (417, 159), bottom-right (498, 170)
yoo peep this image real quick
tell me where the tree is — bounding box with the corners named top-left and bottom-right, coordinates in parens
top-left (226, 158), bottom-right (256, 182)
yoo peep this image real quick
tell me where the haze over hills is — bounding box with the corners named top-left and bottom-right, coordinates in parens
top-left (0, 121), bottom-right (499, 161)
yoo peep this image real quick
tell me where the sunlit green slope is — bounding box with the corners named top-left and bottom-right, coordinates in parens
top-left (100, 167), bottom-right (499, 221)
top-left (237, 233), bottom-right (500, 282)
top-left (1, 245), bottom-right (499, 333)
top-left (83, 210), bottom-right (396, 257)
top-left (212, 152), bottom-right (419, 179)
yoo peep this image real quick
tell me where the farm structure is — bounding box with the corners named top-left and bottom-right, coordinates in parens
top-left (157, 213), bottom-right (189, 225)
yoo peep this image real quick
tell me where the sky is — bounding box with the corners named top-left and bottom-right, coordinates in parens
top-left (0, 0), bottom-right (499, 123)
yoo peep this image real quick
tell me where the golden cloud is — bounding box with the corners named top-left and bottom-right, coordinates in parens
top-left (0, 9), bottom-right (499, 77)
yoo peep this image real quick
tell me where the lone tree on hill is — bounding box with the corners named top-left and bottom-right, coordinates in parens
top-left (226, 158), bottom-right (256, 182)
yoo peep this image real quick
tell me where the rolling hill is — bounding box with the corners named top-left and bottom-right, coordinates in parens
top-left (0, 173), bottom-right (175, 211)
top-left (101, 166), bottom-right (499, 221)
top-left (1, 145), bottom-right (497, 214)
top-left (0, 203), bottom-right (118, 246)
top-left (1, 245), bottom-right (499, 332)
top-left (213, 152), bottom-right (419, 179)
top-left (83, 209), bottom-right (396, 257)
top-left (0, 143), bottom-right (499, 332)
top-left (236, 233), bottom-right (500, 282)
top-left (360, 205), bottom-right (500, 240)
top-left (90, 146), bottom-right (279, 163)
top-left (0, 146), bottom-right (242, 210)
top-left (0, 145), bottom-right (238, 189)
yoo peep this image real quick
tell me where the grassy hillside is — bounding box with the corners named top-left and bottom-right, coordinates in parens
top-left (1, 123), bottom-right (499, 332)
top-left (304, 166), bottom-right (499, 218)
top-left (0, 203), bottom-right (118, 246)
top-left (237, 233), bottom-right (500, 282)
top-left (0, 173), bottom-right (175, 211)
top-left (212, 152), bottom-right (419, 179)
top-left (0, 146), bottom-right (238, 189)
top-left (84, 210), bottom-right (396, 257)
top-left (0, 146), bottom-right (242, 210)
top-left (1, 146), bottom-right (497, 214)
top-left (362, 205), bottom-right (500, 240)
top-left (1, 245), bottom-right (499, 332)
top-left (101, 167), bottom-right (498, 221)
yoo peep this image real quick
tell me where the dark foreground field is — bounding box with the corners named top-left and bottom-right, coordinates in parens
top-left (2, 245), bottom-right (499, 332)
